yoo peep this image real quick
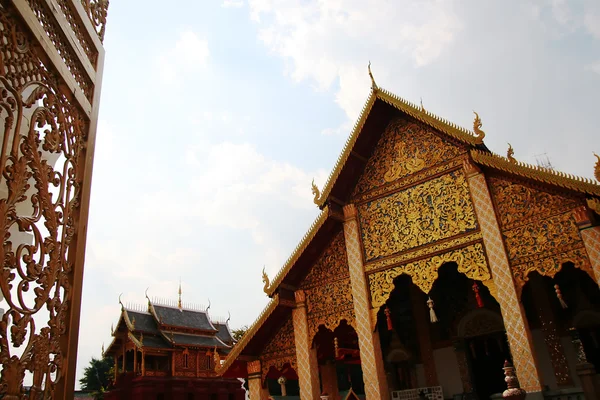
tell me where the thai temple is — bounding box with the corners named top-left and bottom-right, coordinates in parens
top-left (103, 287), bottom-right (245, 400)
top-left (215, 75), bottom-right (600, 400)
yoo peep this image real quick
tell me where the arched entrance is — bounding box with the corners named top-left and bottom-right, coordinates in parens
top-left (313, 320), bottom-right (365, 399)
top-left (264, 363), bottom-right (299, 396)
top-left (377, 262), bottom-right (507, 399)
top-left (521, 263), bottom-right (600, 391)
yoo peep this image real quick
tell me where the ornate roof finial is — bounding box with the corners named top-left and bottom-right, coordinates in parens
top-left (507, 143), bottom-right (516, 163)
top-left (262, 266), bottom-right (270, 294)
top-left (368, 61), bottom-right (378, 91)
top-left (101, 343), bottom-right (105, 357)
top-left (226, 311), bottom-right (231, 324)
top-left (207, 298), bottom-right (211, 313)
top-left (178, 279), bottom-right (182, 311)
top-left (118, 293), bottom-right (124, 311)
top-left (110, 323), bottom-right (114, 335)
top-left (420, 97), bottom-right (425, 112)
top-left (593, 152), bottom-right (600, 182)
top-left (311, 179), bottom-right (321, 206)
top-left (472, 111), bottom-right (486, 144)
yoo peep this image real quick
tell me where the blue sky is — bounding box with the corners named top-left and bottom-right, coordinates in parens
top-left (75, 0), bottom-right (600, 388)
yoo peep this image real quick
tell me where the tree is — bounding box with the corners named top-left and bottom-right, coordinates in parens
top-left (79, 356), bottom-right (113, 399)
top-left (231, 325), bottom-right (248, 342)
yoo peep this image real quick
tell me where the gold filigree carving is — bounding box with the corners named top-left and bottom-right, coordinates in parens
top-left (512, 245), bottom-right (594, 295)
top-left (364, 231), bottom-right (483, 272)
top-left (311, 179), bottom-right (322, 206)
top-left (358, 171), bottom-right (478, 262)
top-left (473, 111), bottom-right (485, 143)
top-left (489, 177), bottom-right (582, 231)
top-left (353, 118), bottom-right (465, 197)
top-left (301, 232), bottom-right (356, 340)
top-left (261, 315), bottom-right (296, 380)
top-left (368, 243), bottom-right (491, 309)
top-left (503, 212), bottom-right (582, 261)
top-left (262, 267), bottom-right (270, 294)
top-left (587, 197), bottom-right (600, 215)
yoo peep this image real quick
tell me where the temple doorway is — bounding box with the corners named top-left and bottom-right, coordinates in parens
top-left (313, 320), bottom-right (365, 399)
top-left (378, 262), bottom-right (506, 399)
top-left (264, 363), bottom-right (299, 396)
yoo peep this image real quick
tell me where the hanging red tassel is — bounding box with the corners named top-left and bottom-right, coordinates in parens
top-left (473, 282), bottom-right (484, 308)
top-left (384, 306), bottom-right (393, 331)
top-left (554, 284), bottom-right (568, 309)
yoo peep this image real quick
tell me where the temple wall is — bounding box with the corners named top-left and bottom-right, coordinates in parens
top-left (259, 313), bottom-right (296, 383)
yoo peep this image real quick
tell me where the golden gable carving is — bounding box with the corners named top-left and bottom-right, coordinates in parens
top-left (358, 170), bottom-right (478, 262)
top-left (353, 118), bottom-right (465, 197)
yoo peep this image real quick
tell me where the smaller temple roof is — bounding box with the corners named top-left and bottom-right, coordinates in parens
top-left (213, 322), bottom-right (235, 346)
top-left (139, 335), bottom-right (170, 349)
top-left (126, 310), bottom-right (159, 334)
top-left (152, 304), bottom-right (217, 332)
top-left (168, 332), bottom-right (227, 348)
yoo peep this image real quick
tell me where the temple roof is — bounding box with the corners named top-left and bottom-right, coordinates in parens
top-left (151, 304), bottom-right (217, 332)
top-left (105, 295), bottom-right (234, 357)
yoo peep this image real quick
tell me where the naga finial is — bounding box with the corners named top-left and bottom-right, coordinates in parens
top-left (472, 111), bottom-right (486, 143)
top-left (311, 179), bottom-right (321, 206)
top-left (110, 323), bottom-right (114, 335)
top-left (213, 345), bottom-right (221, 367)
top-left (262, 266), bottom-right (270, 294)
top-left (368, 61), bottom-right (378, 90)
top-left (507, 143), bottom-right (516, 163)
top-left (206, 298), bottom-right (211, 313)
top-left (420, 97), bottom-right (425, 112)
top-left (226, 311), bottom-right (231, 324)
top-left (594, 152), bottom-right (600, 182)
top-left (118, 293), bottom-right (124, 310)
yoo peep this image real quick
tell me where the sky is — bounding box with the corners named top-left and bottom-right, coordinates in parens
top-left (74, 0), bottom-right (600, 389)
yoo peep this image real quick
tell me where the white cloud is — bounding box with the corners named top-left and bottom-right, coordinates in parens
top-left (157, 30), bottom-right (210, 84)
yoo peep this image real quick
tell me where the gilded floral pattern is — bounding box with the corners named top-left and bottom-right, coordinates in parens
top-left (358, 171), bottom-right (478, 261)
top-left (353, 118), bottom-right (465, 197)
top-left (261, 315), bottom-right (296, 381)
top-left (368, 243), bottom-right (492, 309)
top-left (301, 232), bottom-right (355, 339)
top-left (488, 177), bottom-right (582, 230)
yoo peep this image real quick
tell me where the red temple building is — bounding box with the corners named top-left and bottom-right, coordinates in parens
top-left (103, 289), bottom-right (245, 400)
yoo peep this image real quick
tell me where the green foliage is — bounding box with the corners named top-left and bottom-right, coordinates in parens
top-left (79, 356), bottom-right (113, 399)
top-left (231, 325), bottom-right (248, 342)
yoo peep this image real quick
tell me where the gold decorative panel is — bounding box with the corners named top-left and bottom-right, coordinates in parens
top-left (368, 243), bottom-right (492, 309)
top-left (301, 232), bottom-right (355, 340)
top-left (261, 315), bottom-right (296, 381)
top-left (503, 212), bottom-right (582, 261)
top-left (358, 170), bottom-right (478, 262)
top-left (353, 118), bottom-right (465, 197)
top-left (488, 176), bottom-right (582, 231)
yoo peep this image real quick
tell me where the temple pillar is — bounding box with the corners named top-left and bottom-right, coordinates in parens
top-left (248, 360), bottom-right (269, 400)
top-left (342, 204), bottom-right (390, 400)
top-left (452, 339), bottom-right (474, 394)
top-left (141, 350), bottom-right (145, 377)
top-left (292, 289), bottom-right (321, 400)
top-left (573, 207), bottom-right (600, 286)
top-left (529, 277), bottom-right (572, 386)
top-left (464, 161), bottom-right (543, 394)
top-left (134, 348), bottom-right (138, 374)
top-left (320, 361), bottom-right (340, 400)
top-left (410, 284), bottom-right (438, 386)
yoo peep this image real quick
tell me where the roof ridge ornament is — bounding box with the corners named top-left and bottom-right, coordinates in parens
top-left (118, 293), bottom-right (124, 311)
top-left (226, 311), bottom-right (231, 325)
top-left (178, 279), bottom-right (183, 311)
top-left (368, 61), bottom-right (378, 91)
top-left (594, 152), bottom-right (600, 181)
top-left (472, 111), bottom-right (486, 144)
top-left (207, 298), bottom-right (211, 313)
top-left (262, 266), bottom-right (270, 294)
top-left (420, 97), bottom-right (425, 112)
top-left (311, 179), bottom-right (322, 206)
top-left (507, 143), bottom-right (516, 163)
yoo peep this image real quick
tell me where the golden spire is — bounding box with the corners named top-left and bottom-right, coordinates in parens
top-left (594, 152), bottom-right (600, 182)
top-left (507, 143), bottom-right (516, 163)
top-left (178, 279), bottom-right (182, 311)
top-left (472, 111), bottom-right (486, 144)
top-left (368, 61), bottom-right (378, 91)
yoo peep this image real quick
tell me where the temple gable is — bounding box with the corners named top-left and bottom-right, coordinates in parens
top-left (352, 117), bottom-right (467, 200)
top-left (260, 314), bottom-right (296, 382)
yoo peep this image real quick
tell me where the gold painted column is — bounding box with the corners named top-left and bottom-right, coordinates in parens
top-left (141, 350), bottom-right (145, 376)
top-left (343, 204), bottom-right (390, 400)
top-left (292, 290), bottom-right (321, 399)
top-left (574, 207), bottom-right (600, 285)
top-left (464, 160), bottom-right (543, 393)
top-left (248, 360), bottom-right (269, 400)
